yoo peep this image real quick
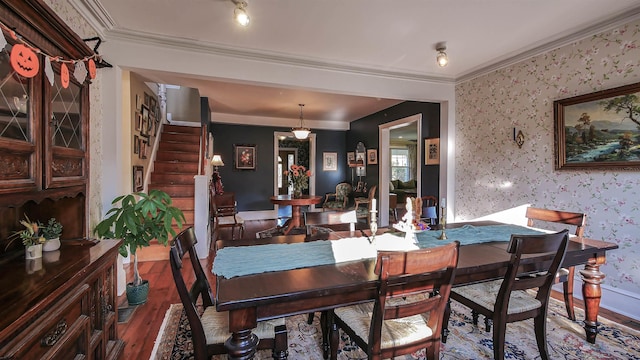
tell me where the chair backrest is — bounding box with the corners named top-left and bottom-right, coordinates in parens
top-left (370, 241), bottom-right (460, 356)
top-left (169, 227), bottom-right (214, 359)
top-left (212, 192), bottom-right (238, 218)
top-left (525, 207), bottom-right (586, 237)
top-left (335, 182), bottom-right (352, 200)
top-left (305, 210), bottom-right (358, 236)
top-left (420, 195), bottom-right (438, 208)
top-left (495, 230), bottom-right (570, 316)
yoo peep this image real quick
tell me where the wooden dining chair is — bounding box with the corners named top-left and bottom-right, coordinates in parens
top-left (169, 227), bottom-right (288, 359)
top-left (449, 229), bottom-right (569, 360)
top-left (354, 184), bottom-right (377, 224)
top-left (525, 206), bottom-right (586, 321)
top-left (327, 241), bottom-right (460, 360)
top-left (210, 192), bottom-right (245, 240)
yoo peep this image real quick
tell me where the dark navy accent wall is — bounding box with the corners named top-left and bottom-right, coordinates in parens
top-left (210, 123), bottom-right (348, 211)
top-left (348, 101), bottom-right (441, 199)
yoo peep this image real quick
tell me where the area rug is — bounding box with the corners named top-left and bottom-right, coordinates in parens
top-left (150, 298), bottom-right (640, 359)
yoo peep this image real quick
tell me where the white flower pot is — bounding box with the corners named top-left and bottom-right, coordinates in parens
top-left (25, 243), bottom-right (43, 259)
top-left (43, 237), bottom-right (61, 252)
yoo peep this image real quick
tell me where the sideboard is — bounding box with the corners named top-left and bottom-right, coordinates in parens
top-left (0, 239), bottom-right (123, 360)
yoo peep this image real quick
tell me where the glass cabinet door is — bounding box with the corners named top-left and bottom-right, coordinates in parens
top-left (43, 67), bottom-right (89, 189)
top-left (0, 42), bottom-right (40, 193)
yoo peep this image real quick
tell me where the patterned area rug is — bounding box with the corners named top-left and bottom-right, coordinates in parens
top-left (150, 298), bottom-right (640, 359)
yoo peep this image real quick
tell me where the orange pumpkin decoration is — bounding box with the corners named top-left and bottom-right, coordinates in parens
top-left (10, 44), bottom-right (39, 78)
top-left (88, 59), bottom-right (97, 79)
top-left (60, 63), bottom-right (69, 88)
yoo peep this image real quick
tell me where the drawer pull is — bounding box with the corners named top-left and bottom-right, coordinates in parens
top-left (41, 319), bottom-right (68, 347)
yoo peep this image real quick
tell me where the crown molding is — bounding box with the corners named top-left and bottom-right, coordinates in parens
top-left (211, 112), bottom-right (350, 131)
top-left (457, 6), bottom-right (640, 83)
top-left (69, 0), bottom-right (116, 38)
top-left (105, 27), bottom-right (454, 85)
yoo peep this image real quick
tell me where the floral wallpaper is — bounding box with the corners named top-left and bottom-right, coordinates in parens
top-left (45, 0), bottom-right (105, 230)
top-left (456, 21), bottom-right (640, 297)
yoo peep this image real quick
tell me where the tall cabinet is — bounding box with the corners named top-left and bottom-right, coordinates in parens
top-left (0, 1), bottom-right (123, 359)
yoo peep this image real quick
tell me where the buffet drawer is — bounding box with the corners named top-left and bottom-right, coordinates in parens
top-left (1, 284), bottom-right (89, 360)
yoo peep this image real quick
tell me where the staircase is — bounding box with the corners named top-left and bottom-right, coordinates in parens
top-left (137, 124), bottom-right (201, 261)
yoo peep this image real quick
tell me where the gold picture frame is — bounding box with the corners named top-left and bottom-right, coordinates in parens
top-left (425, 138), bottom-right (440, 165)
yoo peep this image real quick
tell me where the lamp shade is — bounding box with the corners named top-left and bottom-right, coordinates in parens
top-left (424, 206), bottom-right (438, 219)
top-left (211, 154), bottom-right (225, 167)
top-left (292, 128), bottom-right (310, 139)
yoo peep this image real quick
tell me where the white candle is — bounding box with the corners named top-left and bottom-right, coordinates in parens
top-left (371, 198), bottom-right (376, 211)
top-left (441, 198), bottom-right (446, 208)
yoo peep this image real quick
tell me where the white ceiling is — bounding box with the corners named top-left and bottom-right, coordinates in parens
top-left (77, 0), bottom-right (640, 125)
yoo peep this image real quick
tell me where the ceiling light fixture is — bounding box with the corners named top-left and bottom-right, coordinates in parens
top-left (233, 1), bottom-right (250, 27)
top-left (436, 44), bottom-right (448, 67)
top-left (292, 104), bottom-right (310, 140)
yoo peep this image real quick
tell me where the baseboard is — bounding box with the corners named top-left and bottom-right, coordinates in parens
top-left (572, 278), bottom-right (640, 321)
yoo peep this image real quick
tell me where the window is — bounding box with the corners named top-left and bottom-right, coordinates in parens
top-left (391, 148), bottom-right (410, 181)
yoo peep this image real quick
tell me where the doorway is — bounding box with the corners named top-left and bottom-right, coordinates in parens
top-left (379, 114), bottom-right (422, 227)
top-left (273, 131), bottom-right (316, 209)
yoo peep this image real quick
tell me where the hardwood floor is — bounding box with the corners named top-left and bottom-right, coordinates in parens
top-left (118, 219), bottom-right (640, 359)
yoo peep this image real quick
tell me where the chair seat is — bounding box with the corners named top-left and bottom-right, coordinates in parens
top-left (217, 215), bottom-right (244, 226)
top-left (334, 300), bottom-right (433, 350)
top-left (452, 279), bottom-right (542, 315)
top-left (202, 307), bottom-right (286, 345)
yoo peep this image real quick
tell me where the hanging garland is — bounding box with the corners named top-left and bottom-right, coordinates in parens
top-left (0, 19), bottom-right (101, 88)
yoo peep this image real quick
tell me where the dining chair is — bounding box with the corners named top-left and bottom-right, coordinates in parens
top-left (210, 191), bottom-right (245, 240)
top-left (525, 206), bottom-right (586, 321)
top-left (169, 227), bottom-right (288, 360)
top-left (449, 229), bottom-right (570, 360)
top-left (354, 184), bottom-right (377, 223)
top-left (389, 193), bottom-right (398, 222)
top-left (322, 182), bottom-right (353, 211)
top-left (327, 241), bottom-right (460, 360)
top-left (304, 209), bottom-right (358, 238)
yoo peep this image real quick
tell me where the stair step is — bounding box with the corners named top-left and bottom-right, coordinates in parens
top-left (163, 125), bottom-right (201, 135)
top-left (156, 151), bottom-right (199, 162)
top-left (154, 162), bottom-right (198, 173)
top-left (149, 184), bottom-right (195, 197)
top-left (159, 142), bottom-right (200, 152)
top-left (151, 173), bottom-right (195, 185)
top-left (171, 197), bottom-right (195, 210)
top-left (161, 132), bottom-right (200, 143)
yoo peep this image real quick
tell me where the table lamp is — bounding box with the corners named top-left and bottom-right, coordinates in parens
top-left (424, 206), bottom-right (438, 225)
top-left (211, 154), bottom-right (225, 195)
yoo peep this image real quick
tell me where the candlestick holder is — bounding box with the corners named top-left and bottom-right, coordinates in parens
top-left (369, 209), bottom-right (378, 243)
top-left (437, 206), bottom-right (447, 240)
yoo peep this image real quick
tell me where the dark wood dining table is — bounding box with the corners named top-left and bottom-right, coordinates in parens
top-left (269, 195), bottom-right (322, 234)
top-left (215, 221), bottom-right (618, 359)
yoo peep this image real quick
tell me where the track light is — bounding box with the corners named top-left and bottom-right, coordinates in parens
top-left (436, 45), bottom-right (448, 67)
top-left (234, 1), bottom-right (250, 27)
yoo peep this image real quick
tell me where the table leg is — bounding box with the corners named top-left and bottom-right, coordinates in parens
top-left (579, 258), bottom-right (606, 344)
top-left (225, 329), bottom-right (259, 359)
top-left (282, 205), bottom-right (302, 235)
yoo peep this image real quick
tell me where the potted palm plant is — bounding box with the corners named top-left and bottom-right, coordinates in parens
top-left (93, 189), bottom-right (185, 305)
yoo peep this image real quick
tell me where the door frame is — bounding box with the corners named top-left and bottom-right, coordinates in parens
top-left (273, 131), bottom-right (316, 211)
top-left (378, 114), bottom-right (422, 227)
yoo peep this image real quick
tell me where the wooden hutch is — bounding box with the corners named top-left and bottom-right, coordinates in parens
top-left (0, 0), bottom-right (123, 359)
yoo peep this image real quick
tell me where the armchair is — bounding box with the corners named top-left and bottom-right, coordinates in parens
top-left (322, 182), bottom-right (353, 211)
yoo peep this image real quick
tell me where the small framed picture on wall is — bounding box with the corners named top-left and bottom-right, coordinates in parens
top-left (133, 166), bottom-right (144, 192)
top-left (367, 149), bottom-right (378, 165)
top-left (323, 152), bottom-right (338, 171)
top-left (425, 138), bottom-right (440, 165)
top-left (234, 144), bottom-right (256, 170)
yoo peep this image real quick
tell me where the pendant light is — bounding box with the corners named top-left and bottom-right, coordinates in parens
top-left (292, 104), bottom-right (310, 140)
top-left (233, 1), bottom-right (250, 27)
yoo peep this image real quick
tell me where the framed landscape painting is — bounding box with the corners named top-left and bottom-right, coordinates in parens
top-left (234, 144), bottom-right (256, 170)
top-left (555, 82), bottom-right (640, 170)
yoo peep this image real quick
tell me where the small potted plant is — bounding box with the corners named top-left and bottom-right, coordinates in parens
top-left (6, 215), bottom-right (46, 259)
top-left (93, 189), bottom-right (185, 305)
top-left (42, 218), bottom-right (63, 252)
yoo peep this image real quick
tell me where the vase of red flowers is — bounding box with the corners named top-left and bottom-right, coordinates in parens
top-left (284, 164), bottom-right (311, 198)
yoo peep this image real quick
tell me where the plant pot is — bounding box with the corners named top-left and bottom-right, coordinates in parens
top-left (126, 280), bottom-right (149, 305)
top-left (43, 237), bottom-right (61, 252)
top-left (25, 244), bottom-right (42, 259)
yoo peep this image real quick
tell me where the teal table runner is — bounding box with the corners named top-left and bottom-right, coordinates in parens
top-left (213, 224), bottom-right (546, 278)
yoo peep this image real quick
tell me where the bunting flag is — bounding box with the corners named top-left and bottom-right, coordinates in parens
top-left (0, 19), bottom-right (103, 86)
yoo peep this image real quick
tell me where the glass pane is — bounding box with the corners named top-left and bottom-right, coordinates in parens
top-left (0, 44), bottom-right (31, 142)
top-left (51, 74), bottom-right (82, 149)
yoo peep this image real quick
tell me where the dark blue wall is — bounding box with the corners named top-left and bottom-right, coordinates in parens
top-left (210, 123), bottom-right (347, 211)
top-left (210, 101), bottom-right (439, 211)
top-left (348, 101), bottom-right (441, 199)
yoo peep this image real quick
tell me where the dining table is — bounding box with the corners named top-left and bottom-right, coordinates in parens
top-left (269, 194), bottom-right (323, 234)
top-left (214, 221), bottom-right (619, 359)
